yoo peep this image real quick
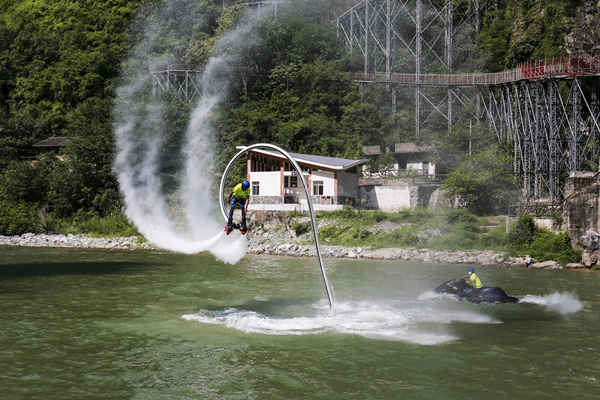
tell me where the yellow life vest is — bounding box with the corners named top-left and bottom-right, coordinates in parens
top-left (469, 272), bottom-right (483, 288)
top-left (232, 183), bottom-right (250, 199)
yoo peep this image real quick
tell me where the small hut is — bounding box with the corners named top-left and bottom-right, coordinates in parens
top-left (32, 137), bottom-right (72, 154)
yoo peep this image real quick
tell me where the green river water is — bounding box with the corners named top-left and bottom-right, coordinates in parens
top-left (1, 246), bottom-right (599, 399)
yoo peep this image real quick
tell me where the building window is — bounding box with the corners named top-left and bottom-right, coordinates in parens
top-left (285, 176), bottom-right (298, 188)
top-left (252, 181), bottom-right (259, 196)
top-left (313, 181), bottom-right (324, 195)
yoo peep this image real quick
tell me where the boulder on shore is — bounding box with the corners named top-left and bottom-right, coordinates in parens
top-left (530, 260), bottom-right (563, 270)
top-left (580, 230), bottom-right (600, 267)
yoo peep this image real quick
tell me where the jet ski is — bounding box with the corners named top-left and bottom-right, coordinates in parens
top-left (434, 278), bottom-right (519, 304)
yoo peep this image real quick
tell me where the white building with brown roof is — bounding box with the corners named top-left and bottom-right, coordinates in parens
top-left (237, 146), bottom-right (368, 211)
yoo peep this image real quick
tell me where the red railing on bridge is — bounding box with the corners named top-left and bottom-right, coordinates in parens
top-left (520, 54), bottom-right (600, 80)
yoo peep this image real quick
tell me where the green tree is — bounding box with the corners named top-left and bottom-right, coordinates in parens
top-left (0, 0), bottom-right (143, 142)
top-left (441, 144), bottom-right (517, 215)
top-left (53, 98), bottom-right (118, 216)
top-left (476, 0), bottom-right (577, 70)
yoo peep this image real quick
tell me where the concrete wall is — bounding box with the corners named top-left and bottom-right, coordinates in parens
top-left (358, 179), bottom-right (419, 211)
top-left (534, 218), bottom-right (561, 233)
top-left (563, 171), bottom-right (600, 267)
top-left (337, 170), bottom-right (359, 197)
top-left (564, 171), bottom-right (600, 246)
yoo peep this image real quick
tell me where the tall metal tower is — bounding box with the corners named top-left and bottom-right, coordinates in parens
top-left (335, 0), bottom-right (495, 136)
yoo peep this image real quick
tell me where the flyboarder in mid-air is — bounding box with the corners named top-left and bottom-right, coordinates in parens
top-left (225, 179), bottom-right (250, 235)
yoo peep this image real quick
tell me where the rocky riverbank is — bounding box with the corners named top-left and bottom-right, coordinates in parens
top-left (0, 233), bottom-right (158, 251)
top-left (245, 224), bottom-right (511, 265)
top-left (244, 225), bottom-right (588, 269)
top-left (0, 230), bottom-right (586, 269)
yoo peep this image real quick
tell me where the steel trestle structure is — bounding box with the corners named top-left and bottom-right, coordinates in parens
top-left (335, 0), bottom-right (600, 201)
top-left (152, 64), bottom-right (203, 103)
top-left (482, 77), bottom-right (600, 201)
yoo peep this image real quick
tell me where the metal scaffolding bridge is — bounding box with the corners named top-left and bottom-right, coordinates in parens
top-left (350, 56), bottom-right (600, 87)
top-left (338, 0), bottom-right (600, 202)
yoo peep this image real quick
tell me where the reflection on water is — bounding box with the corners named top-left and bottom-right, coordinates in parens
top-left (1, 247), bottom-right (599, 399)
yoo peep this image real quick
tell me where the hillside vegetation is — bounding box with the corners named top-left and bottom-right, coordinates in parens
top-left (0, 0), bottom-right (596, 255)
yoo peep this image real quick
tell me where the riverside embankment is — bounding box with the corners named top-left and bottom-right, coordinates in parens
top-left (0, 231), bottom-right (584, 269)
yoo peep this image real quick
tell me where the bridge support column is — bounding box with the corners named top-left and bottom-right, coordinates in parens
top-left (549, 81), bottom-right (560, 201)
top-left (570, 78), bottom-right (582, 172)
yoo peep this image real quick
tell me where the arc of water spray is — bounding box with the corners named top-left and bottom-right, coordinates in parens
top-left (219, 143), bottom-right (335, 310)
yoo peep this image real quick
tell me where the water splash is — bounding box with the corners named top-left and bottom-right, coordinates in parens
top-left (182, 300), bottom-right (499, 345)
top-left (112, 1), bottom-right (270, 263)
top-left (520, 292), bottom-right (583, 315)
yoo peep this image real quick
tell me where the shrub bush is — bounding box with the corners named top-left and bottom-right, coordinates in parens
top-left (319, 224), bottom-right (345, 239)
top-left (428, 226), bottom-right (479, 251)
top-left (0, 201), bottom-right (38, 235)
top-left (375, 227), bottom-right (421, 248)
top-left (444, 209), bottom-right (479, 224)
top-left (292, 221), bottom-right (312, 236)
top-left (352, 228), bottom-right (372, 240)
top-left (523, 231), bottom-right (582, 265)
top-left (507, 214), bottom-right (536, 248)
top-left (479, 227), bottom-right (510, 249)
top-left (73, 213), bottom-right (140, 237)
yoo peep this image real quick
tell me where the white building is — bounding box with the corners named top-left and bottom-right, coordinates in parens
top-left (239, 147), bottom-right (368, 211)
top-left (359, 143), bottom-right (441, 211)
top-left (362, 142), bottom-right (435, 177)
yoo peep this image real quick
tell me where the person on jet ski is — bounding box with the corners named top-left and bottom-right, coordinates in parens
top-left (461, 267), bottom-right (483, 289)
top-left (226, 180), bottom-right (250, 234)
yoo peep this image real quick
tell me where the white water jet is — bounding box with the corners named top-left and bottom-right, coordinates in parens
top-left (113, 1), bottom-right (270, 263)
top-left (520, 292), bottom-right (583, 315)
top-left (182, 299), bottom-right (500, 345)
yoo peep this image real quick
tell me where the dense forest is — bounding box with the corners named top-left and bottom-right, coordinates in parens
top-left (0, 0), bottom-right (597, 235)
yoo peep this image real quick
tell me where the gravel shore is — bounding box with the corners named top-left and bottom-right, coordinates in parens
top-left (245, 225), bottom-right (514, 266)
top-left (0, 233), bottom-right (158, 251)
top-left (0, 231), bottom-right (514, 267)
top-left (0, 230), bottom-right (583, 269)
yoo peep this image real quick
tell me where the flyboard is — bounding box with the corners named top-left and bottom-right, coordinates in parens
top-left (224, 222), bottom-right (247, 235)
